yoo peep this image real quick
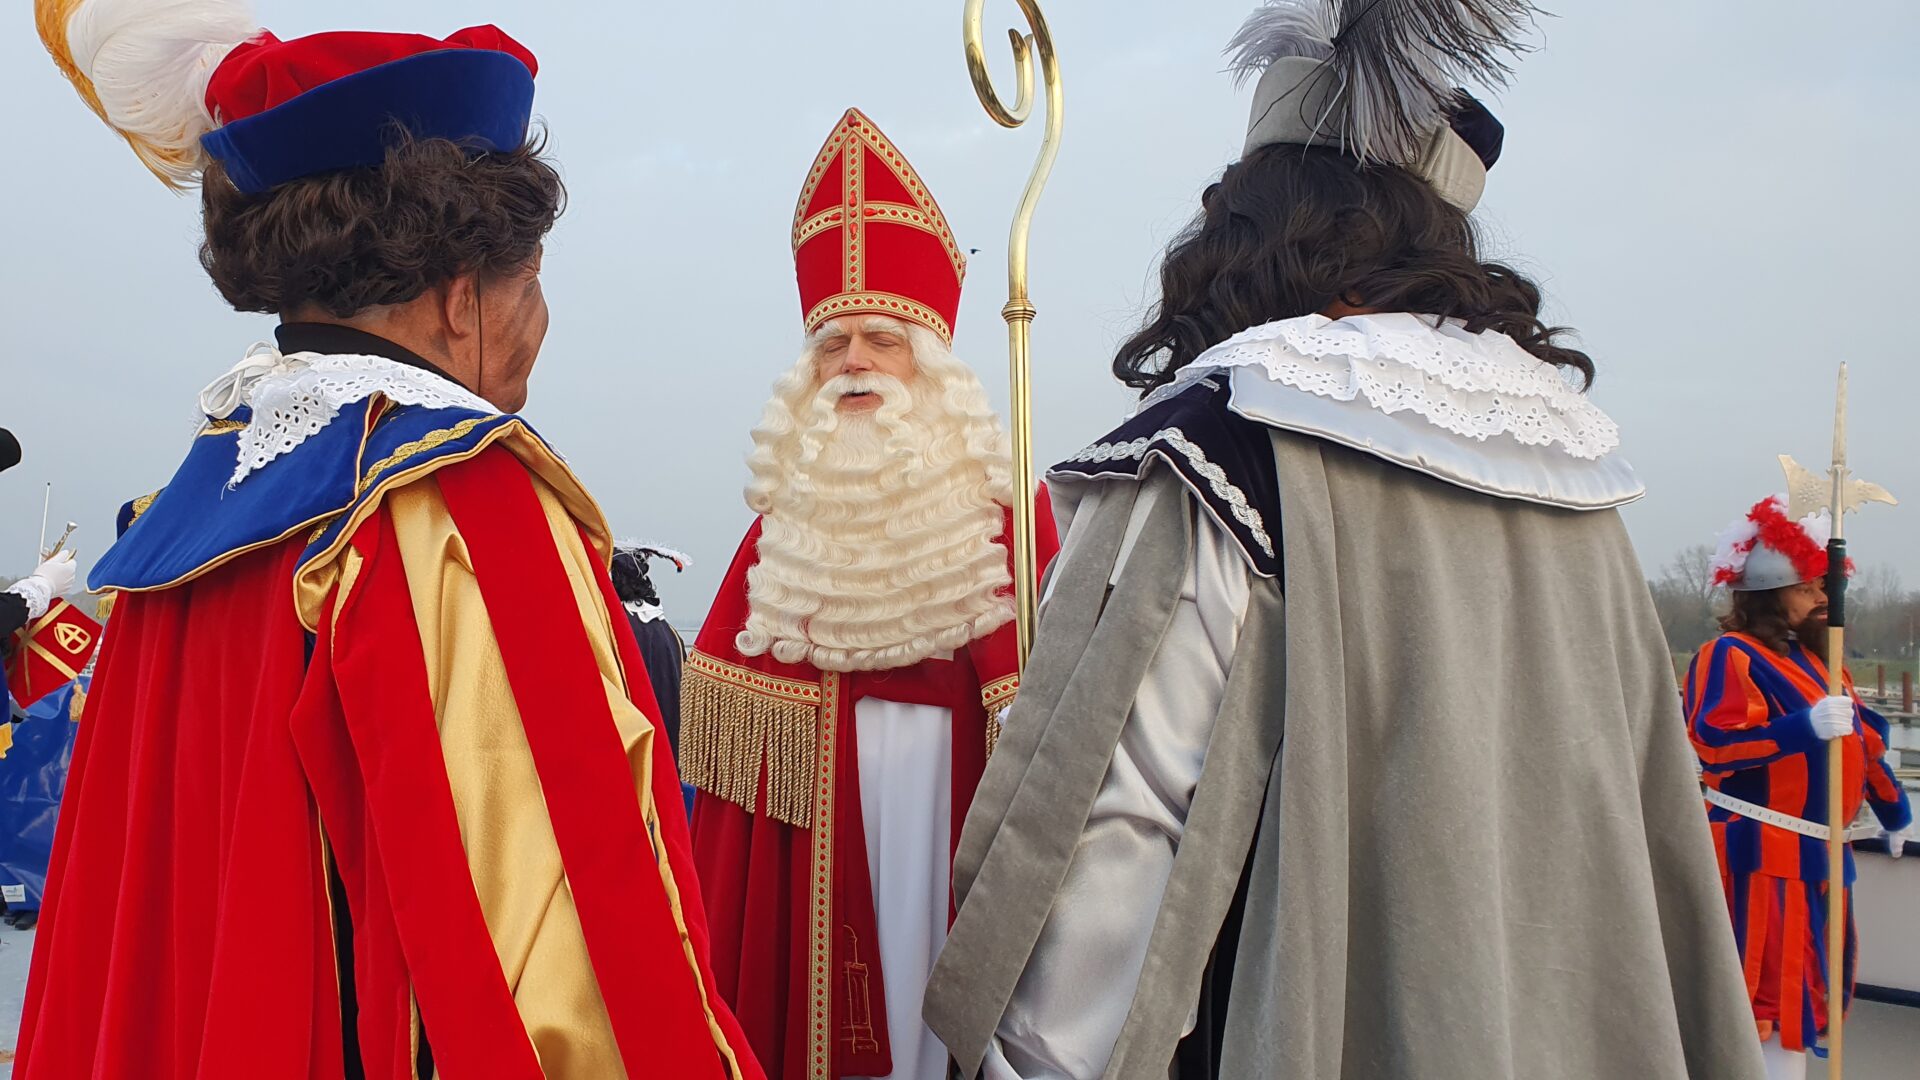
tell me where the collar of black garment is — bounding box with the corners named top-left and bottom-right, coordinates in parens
top-left (273, 322), bottom-right (463, 387)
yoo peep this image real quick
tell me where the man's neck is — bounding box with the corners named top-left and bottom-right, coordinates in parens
top-left (274, 322), bottom-right (460, 383)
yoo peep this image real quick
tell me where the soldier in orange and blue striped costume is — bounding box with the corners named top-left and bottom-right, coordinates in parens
top-left (1686, 494), bottom-right (1912, 1080)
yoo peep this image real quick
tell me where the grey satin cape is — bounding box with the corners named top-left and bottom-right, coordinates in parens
top-left (924, 428), bottom-right (1766, 1080)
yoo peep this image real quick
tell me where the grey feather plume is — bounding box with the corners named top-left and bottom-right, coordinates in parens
top-left (1226, 0), bottom-right (1340, 74)
top-left (1227, 0), bottom-right (1539, 163)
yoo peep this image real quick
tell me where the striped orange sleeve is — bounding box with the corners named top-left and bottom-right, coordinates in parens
top-left (1857, 705), bottom-right (1913, 830)
top-left (1687, 640), bottom-right (1819, 772)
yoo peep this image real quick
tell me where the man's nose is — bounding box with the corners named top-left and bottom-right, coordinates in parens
top-left (842, 340), bottom-right (875, 372)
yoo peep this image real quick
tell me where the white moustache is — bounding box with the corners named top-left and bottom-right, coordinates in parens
top-left (816, 372), bottom-right (909, 406)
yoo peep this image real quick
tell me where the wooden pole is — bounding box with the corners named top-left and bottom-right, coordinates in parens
top-left (1821, 365), bottom-right (1850, 1073)
top-left (1822, 610), bottom-right (1848, 1072)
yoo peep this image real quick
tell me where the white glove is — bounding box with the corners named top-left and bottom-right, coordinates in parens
top-left (5, 551), bottom-right (77, 619)
top-left (1886, 825), bottom-right (1914, 859)
top-left (1809, 695), bottom-right (1857, 741)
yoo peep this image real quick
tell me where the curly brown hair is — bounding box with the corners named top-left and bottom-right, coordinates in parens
top-left (199, 133), bottom-right (565, 317)
top-left (1113, 143), bottom-right (1592, 393)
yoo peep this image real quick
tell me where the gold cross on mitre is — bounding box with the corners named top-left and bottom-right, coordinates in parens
top-left (1777, 363), bottom-right (1897, 527)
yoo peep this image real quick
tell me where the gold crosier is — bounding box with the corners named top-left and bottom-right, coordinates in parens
top-left (964, 0), bottom-right (1062, 667)
top-left (1778, 362), bottom-right (1897, 1076)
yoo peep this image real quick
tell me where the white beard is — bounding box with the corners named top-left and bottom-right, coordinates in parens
top-left (737, 334), bottom-right (1015, 673)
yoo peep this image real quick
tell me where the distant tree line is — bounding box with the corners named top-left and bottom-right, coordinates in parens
top-left (1649, 546), bottom-right (1920, 664)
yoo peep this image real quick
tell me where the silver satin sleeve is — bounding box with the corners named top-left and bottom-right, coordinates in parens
top-left (983, 482), bottom-right (1253, 1080)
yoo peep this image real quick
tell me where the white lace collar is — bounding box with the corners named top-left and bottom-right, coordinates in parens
top-left (623, 599), bottom-right (666, 624)
top-left (197, 343), bottom-right (498, 487)
top-left (1140, 313), bottom-right (1621, 461)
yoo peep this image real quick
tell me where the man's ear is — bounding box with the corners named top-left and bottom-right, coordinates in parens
top-left (443, 274), bottom-right (480, 341)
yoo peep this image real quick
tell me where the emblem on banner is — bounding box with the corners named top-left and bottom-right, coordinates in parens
top-left (54, 622), bottom-right (91, 653)
top-left (6, 600), bottom-right (103, 708)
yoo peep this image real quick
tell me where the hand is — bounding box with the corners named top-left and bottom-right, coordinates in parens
top-left (1887, 825), bottom-right (1914, 859)
top-left (30, 551), bottom-right (77, 597)
top-left (1809, 695), bottom-right (1857, 741)
top-left (5, 551), bottom-right (78, 620)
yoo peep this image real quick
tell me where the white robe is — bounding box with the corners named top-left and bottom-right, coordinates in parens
top-left (854, 696), bottom-right (956, 1080)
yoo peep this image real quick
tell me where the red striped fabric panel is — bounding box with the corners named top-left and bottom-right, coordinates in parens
top-left (437, 450), bottom-right (731, 1078)
top-left (326, 509), bottom-right (545, 1076)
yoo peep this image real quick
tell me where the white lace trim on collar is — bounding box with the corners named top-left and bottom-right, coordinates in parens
top-left (623, 599), bottom-right (666, 624)
top-left (198, 343), bottom-right (497, 487)
top-left (1140, 313), bottom-right (1621, 461)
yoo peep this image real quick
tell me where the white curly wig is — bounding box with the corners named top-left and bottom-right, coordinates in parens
top-left (737, 316), bottom-right (1015, 672)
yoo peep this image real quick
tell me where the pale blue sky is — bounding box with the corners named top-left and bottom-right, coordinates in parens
top-left (2, 0), bottom-right (1915, 620)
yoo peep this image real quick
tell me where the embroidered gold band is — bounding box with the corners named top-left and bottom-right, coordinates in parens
top-left (358, 416), bottom-right (491, 497)
top-left (806, 670), bottom-right (843, 1080)
top-left (804, 292), bottom-right (953, 344)
top-left (795, 202), bottom-right (955, 254)
top-left (982, 674), bottom-right (1020, 758)
top-left (302, 415), bottom-right (498, 546)
top-left (981, 674), bottom-right (1019, 715)
top-left (126, 490), bottom-right (161, 526)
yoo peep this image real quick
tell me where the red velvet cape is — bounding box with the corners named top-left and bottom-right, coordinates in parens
top-left (18, 449), bottom-right (761, 1080)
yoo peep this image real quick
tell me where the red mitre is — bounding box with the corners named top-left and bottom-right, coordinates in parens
top-left (792, 108), bottom-right (966, 343)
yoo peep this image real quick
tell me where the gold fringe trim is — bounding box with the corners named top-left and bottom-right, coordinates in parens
top-left (680, 651), bottom-right (821, 828)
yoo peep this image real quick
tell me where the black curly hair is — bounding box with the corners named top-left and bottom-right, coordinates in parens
top-left (609, 547), bottom-right (662, 608)
top-left (1113, 143), bottom-right (1591, 393)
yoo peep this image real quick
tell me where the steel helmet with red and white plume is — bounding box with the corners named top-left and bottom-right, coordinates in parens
top-left (37, 0), bottom-right (539, 193)
top-left (1709, 495), bottom-right (1849, 592)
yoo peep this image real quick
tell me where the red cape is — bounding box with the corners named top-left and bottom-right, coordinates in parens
top-left (19, 448), bottom-right (760, 1079)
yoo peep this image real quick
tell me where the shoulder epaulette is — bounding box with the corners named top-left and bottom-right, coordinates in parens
top-left (90, 402), bottom-right (377, 593)
top-left (89, 401), bottom-right (550, 595)
top-left (1049, 375), bottom-right (1282, 578)
top-left (297, 405), bottom-right (525, 566)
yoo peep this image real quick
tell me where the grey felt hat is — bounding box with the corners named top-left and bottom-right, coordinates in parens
top-left (1226, 1), bottom-right (1539, 211)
